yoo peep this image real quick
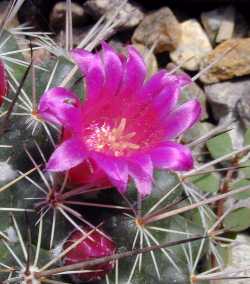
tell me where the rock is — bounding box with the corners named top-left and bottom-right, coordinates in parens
top-left (204, 80), bottom-right (244, 121)
top-left (50, 2), bottom-right (89, 30)
top-left (216, 5), bottom-right (235, 43)
top-left (0, 161), bottom-right (17, 184)
top-left (18, 0), bottom-right (55, 30)
top-left (84, 0), bottom-right (143, 31)
top-left (132, 7), bottom-right (181, 53)
top-left (204, 79), bottom-right (250, 148)
top-left (166, 63), bottom-right (208, 120)
top-left (201, 6), bottom-right (248, 44)
top-left (0, 1), bottom-right (19, 29)
top-left (213, 234), bottom-right (250, 284)
top-left (235, 94), bottom-right (250, 129)
top-left (55, 27), bottom-right (88, 48)
top-left (200, 38), bottom-right (250, 84)
top-left (170, 19), bottom-right (212, 71)
top-left (201, 8), bottom-right (223, 43)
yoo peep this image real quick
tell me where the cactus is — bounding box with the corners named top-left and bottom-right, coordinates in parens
top-left (2, 1), bottom-right (250, 284)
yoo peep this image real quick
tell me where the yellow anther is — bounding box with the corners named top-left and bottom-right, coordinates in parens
top-left (86, 118), bottom-right (140, 156)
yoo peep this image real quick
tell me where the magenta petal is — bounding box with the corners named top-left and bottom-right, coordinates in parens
top-left (71, 49), bottom-right (105, 100)
top-left (175, 74), bottom-right (192, 87)
top-left (47, 138), bottom-right (86, 172)
top-left (85, 54), bottom-right (105, 101)
top-left (70, 49), bottom-right (94, 74)
top-left (164, 99), bottom-right (202, 139)
top-left (150, 141), bottom-right (193, 171)
top-left (119, 46), bottom-right (146, 96)
top-left (38, 87), bottom-right (81, 131)
top-left (153, 84), bottom-right (180, 115)
top-left (0, 60), bottom-right (7, 106)
top-left (140, 70), bottom-right (167, 98)
top-left (128, 155), bottom-right (153, 197)
top-left (93, 154), bottom-right (128, 192)
top-left (101, 42), bottom-right (122, 96)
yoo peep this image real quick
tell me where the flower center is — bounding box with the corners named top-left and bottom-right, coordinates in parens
top-left (85, 118), bottom-right (140, 156)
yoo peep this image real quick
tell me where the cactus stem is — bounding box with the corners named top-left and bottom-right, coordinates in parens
top-left (34, 216), bottom-right (43, 267)
top-left (182, 144), bottom-right (250, 178)
top-left (0, 144), bottom-right (12, 148)
top-left (49, 209), bottom-right (56, 250)
top-left (0, 166), bottom-right (38, 194)
top-left (144, 182), bottom-right (181, 218)
top-left (0, 110), bottom-right (8, 118)
top-left (11, 213), bottom-right (28, 261)
top-left (148, 226), bottom-right (196, 236)
top-left (0, 208), bottom-right (34, 212)
top-left (143, 182), bottom-right (250, 225)
top-left (2, 239), bottom-right (25, 268)
top-left (188, 122), bottom-right (233, 148)
top-left (36, 235), bottom-right (207, 279)
top-left (57, 206), bottom-right (90, 237)
top-left (143, 231), bottom-right (161, 279)
top-left (64, 200), bottom-right (132, 211)
top-left (118, 191), bottom-right (136, 216)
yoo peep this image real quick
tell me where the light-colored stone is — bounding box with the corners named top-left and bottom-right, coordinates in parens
top-left (204, 80), bottom-right (246, 121)
top-left (200, 38), bottom-right (250, 84)
top-left (213, 234), bottom-right (250, 284)
top-left (84, 0), bottom-right (143, 31)
top-left (204, 79), bottom-right (250, 148)
top-left (50, 2), bottom-right (89, 30)
top-left (216, 6), bottom-right (235, 43)
top-left (132, 7), bottom-right (181, 53)
top-left (201, 6), bottom-right (248, 44)
top-left (201, 8), bottom-right (222, 42)
top-left (236, 94), bottom-right (250, 129)
top-left (0, 161), bottom-right (17, 184)
top-left (170, 19), bottom-right (212, 71)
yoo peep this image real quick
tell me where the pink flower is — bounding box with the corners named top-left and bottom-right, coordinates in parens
top-left (62, 129), bottom-right (112, 187)
top-left (38, 43), bottom-right (201, 196)
top-left (0, 60), bottom-right (7, 107)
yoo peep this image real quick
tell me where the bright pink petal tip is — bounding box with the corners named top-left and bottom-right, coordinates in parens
top-left (151, 142), bottom-right (193, 171)
top-left (128, 155), bottom-right (153, 197)
top-left (164, 99), bottom-right (202, 139)
top-left (119, 46), bottom-right (146, 96)
top-left (101, 42), bottom-right (122, 97)
top-left (70, 49), bottom-right (94, 74)
top-left (38, 87), bottom-right (81, 131)
top-left (39, 42), bottom-right (201, 196)
top-left (46, 138), bottom-right (86, 172)
top-left (0, 60), bottom-right (7, 106)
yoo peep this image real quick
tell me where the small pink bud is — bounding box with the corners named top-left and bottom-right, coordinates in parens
top-left (63, 227), bottom-right (117, 282)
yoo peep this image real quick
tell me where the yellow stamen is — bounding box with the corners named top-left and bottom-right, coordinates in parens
top-left (86, 118), bottom-right (140, 156)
